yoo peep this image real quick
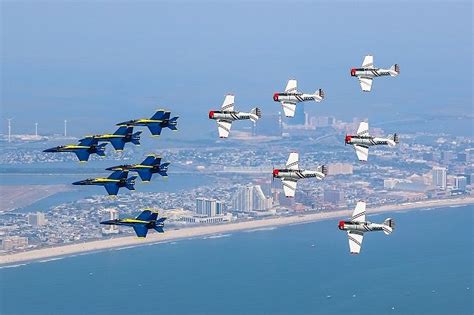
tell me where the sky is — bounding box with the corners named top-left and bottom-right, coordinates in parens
top-left (1, 1), bottom-right (472, 139)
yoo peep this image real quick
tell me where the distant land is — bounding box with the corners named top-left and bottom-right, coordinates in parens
top-left (0, 185), bottom-right (72, 213)
top-left (1, 196), bottom-right (472, 266)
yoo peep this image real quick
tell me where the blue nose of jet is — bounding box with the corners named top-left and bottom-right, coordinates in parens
top-left (43, 147), bottom-right (58, 152)
top-left (72, 180), bottom-right (85, 185)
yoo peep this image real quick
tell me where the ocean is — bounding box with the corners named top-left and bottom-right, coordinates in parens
top-left (0, 205), bottom-right (472, 315)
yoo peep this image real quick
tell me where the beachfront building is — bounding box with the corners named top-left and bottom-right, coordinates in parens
top-left (231, 184), bottom-right (273, 212)
top-left (432, 167), bottom-right (447, 190)
top-left (0, 236), bottom-right (28, 251)
top-left (28, 212), bottom-right (47, 226)
top-left (195, 198), bottom-right (225, 217)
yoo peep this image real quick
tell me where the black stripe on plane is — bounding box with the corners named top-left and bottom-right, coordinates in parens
top-left (348, 235), bottom-right (362, 247)
top-left (217, 123), bottom-right (231, 133)
top-left (352, 212), bottom-right (365, 221)
top-left (222, 103), bottom-right (234, 110)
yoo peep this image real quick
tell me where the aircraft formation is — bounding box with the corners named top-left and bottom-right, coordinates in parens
top-left (44, 109), bottom-right (177, 196)
top-left (206, 54), bottom-right (399, 254)
top-left (44, 54), bottom-right (399, 251)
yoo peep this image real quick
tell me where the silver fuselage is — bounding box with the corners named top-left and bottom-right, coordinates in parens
top-left (351, 67), bottom-right (396, 78)
top-left (274, 169), bottom-right (325, 180)
top-left (338, 221), bottom-right (384, 233)
top-left (209, 111), bottom-right (253, 121)
top-left (345, 136), bottom-right (393, 147)
top-left (273, 93), bottom-right (318, 103)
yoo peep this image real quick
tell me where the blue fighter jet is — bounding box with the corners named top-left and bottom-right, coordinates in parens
top-left (100, 209), bottom-right (166, 238)
top-left (116, 109), bottom-right (178, 136)
top-left (105, 154), bottom-right (169, 182)
top-left (80, 126), bottom-right (141, 151)
top-left (72, 170), bottom-right (136, 195)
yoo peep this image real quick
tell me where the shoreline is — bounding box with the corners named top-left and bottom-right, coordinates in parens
top-left (1, 197), bottom-right (473, 266)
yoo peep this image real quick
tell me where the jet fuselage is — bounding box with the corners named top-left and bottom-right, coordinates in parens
top-left (101, 218), bottom-right (164, 229)
top-left (72, 176), bottom-right (133, 187)
top-left (44, 145), bottom-right (92, 153)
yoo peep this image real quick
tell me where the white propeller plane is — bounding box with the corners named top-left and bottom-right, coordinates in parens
top-left (273, 79), bottom-right (324, 117)
top-left (208, 94), bottom-right (261, 138)
top-left (350, 55), bottom-right (399, 92)
top-left (338, 202), bottom-right (395, 254)
top-left (272, 152), bottom-right (327, 198)
top-left (345, 122), bottom-right (399, 161)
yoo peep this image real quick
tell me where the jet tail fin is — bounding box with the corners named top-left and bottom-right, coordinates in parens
top-left (96, 143), bottom-right (107, 156)
top-left (167, 117), bottom-right (179, 130)
top-left (383, 218), bottom-right (395, 235)
top-left (131, 131), bottom-right (141, 145)
top-left (126, 176), bottom-right (137, 190)
top-left (314, 88), bottom-right (325, 101)
top-left (250, 108), bottom-right (262, 122)
top-left (389, 64), bottom-right (400, 76)
top-left (159, 162), bottom-right (170, 177)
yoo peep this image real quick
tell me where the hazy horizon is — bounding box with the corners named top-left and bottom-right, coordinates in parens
top-left (1, 1), bottom-right (472, 139)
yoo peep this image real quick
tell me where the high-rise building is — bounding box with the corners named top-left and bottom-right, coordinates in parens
top-left (102, 208), bottom-right (119, 234)
top-left (432, 167), bottom-right (447, 190)
top-left (327, 163), bottom-right (353, 175)
top-left (284, 104), bottom-right (305, 125)
top-left (196, 198), bottom-right (225, 217)
top-left (323, 189), bottom-right (344, 205)
top-left (255, 114), bottom-right (282, 136)
top-left (453, 176), bottom-right (467, 191)
top-left (28, 212), bottom-right (46, 226)
top-left (232, 184), bottom-right (273, 212)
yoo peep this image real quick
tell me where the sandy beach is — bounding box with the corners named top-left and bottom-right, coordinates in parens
top-left (1, 197), bottom-right (473, 266)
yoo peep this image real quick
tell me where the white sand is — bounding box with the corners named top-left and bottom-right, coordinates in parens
top-left (1, 197), bottom-right (473, 265)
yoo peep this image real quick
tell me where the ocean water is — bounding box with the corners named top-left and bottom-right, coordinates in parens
top-left (0, 205), bottom-right (472, 315)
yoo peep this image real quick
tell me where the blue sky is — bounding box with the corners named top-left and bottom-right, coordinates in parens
top-left (1, 1), bottom-right (472, 138)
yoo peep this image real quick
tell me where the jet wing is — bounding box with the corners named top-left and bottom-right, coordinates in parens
top-left (132, 225), bottom-right (149, 238)
top-left (356, 122), bottom-right (369, 136)
top-left (136, 210), bottom-right (156, 221)
top-left (285, 79), bottom-right (298, 93)
top-left (351, 202), bottom-right (366, 222)
top-left (109, 138), bottom-right (125, 151)
top-left (108, 170), bottom-right (128, 180)
top-left (353, 145), bottom-right (369, 162)
top-left (79, 137), bottom-right (98, 146)
top-left (362, 55), bottom-right (374, 68)
top-left (216, 119), bottom-right (232, 138)
top-left (359, 77), bottom-right (373, 92)
top-left (74, 150), bottom-right (91, 162)
top-left (147, 123), bottom-right (163, 136)
top-left (348, 231), bottom-right (364, 254)
top-left (286, 152), bottom-right (299, 170)
top-left (136, 169), bottom-right (153, 182)
top-left (281, 178), bottom-right (297, 198)
top-left (221, 95), bottom-right (235, 111)
top-left (104, 183), bottom-right (120, 196)
top-left (281, 101), bottom-right (297, 118)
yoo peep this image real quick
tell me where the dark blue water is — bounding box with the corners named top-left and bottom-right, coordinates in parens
top-left (1, 205), bottom-right (472, 315)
